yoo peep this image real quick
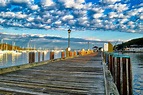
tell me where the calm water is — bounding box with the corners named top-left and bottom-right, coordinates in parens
top-left (125, 53), bottom-right (143, 95)
top-left (0, 52), bottom-right (61, 68)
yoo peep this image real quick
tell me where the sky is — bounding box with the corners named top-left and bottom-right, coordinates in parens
top-left (0, 0), bottom-right (143, 49)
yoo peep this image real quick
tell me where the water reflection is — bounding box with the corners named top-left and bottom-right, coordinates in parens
top-left (125, 53), bottom-right (143, 95)
top-left (0, 52), bottom-right (61, 69)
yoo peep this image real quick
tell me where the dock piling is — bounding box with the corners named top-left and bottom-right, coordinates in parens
top-left (61, 52), bottom-right (65, 59)
top-left (42, 52), bottom-right (44, 61)
top-left (50, 52), bottom-right (54, 60)
top-left (29, 52), bottom-right (35, 63)
top-left (38, 52), bottom-right (41, 62)
top-left (116, 57), bottom-right (121, 94)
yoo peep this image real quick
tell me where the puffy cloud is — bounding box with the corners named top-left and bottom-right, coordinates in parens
top-left (55, 20), bottom-right (62, 25)
top-left (93, 13), bottom-right (103, 18)
top-left (41, 0), bottom-right (55, 7)
top-left (108, 3), bottom-right (128, 12)
top-left (62, 15), bottom-right (74, 21)
top-left (30, 5), bottom-right (39, 10)
top-left (59, 0), bottom-right (86, 9)
top-left (100, 0), bottom-right (121, 4)
top-left (108, 12), bottom-right (118, 18)
top-left (140, 15), bottom-right (143, 20)
top-left (27, 17), bottom-right (34, 22)
top-left (10, 0), bottom-right (32, 4)
top-left (0, 0), bottom-right (9, 7)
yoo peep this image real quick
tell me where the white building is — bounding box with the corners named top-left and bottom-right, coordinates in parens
top-left (104, 43), bottom-right (108, 51)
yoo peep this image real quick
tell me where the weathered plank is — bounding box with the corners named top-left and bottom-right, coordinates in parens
top-left (0, 52), bottom-right (105, 95)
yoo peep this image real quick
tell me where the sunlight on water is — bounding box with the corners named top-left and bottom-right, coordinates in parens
top-left (125, 53), bottom-right (143, 95)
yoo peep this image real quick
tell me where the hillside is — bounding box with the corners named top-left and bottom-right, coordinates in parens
top-left (115, 37), bottom-right (143, 50)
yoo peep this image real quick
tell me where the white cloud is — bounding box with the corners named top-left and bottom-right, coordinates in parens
top-left (76, 0), bottom-right (85, 4)
top-left (101, 0), bottom-right (121, 4)
top-left (108, 3), bottom-right (128, 12)
top-left (59, 0), bottom-right (85, 9)
top-left (128, 21), bottom-right (134, 26)
top-left (45, 26), bottom-right (51, 29)
top-left (55, 20), bottom-right (62, 25)
top-left (41, 0), bottom-right (55, 7)
top-left (140, 15), bottom-right (143, 20)
top-left (15, 12), bottom-right (27, 19)
top-left (11, 0), bottom-right (32, 4)
top-left (68, 20), bottom-right (76, 25)
top-left (46, 19), bottom-right (52, 24)
top-left (62, 15), bottom-right (74, 21)
top-left (59, 0), bottom-right (74, 8)
top-left (85, 37), bottom-right (102, 41)
top-left (30, 5), bottom-right (39, 10)
top-left (93, 13), bottom-right (103, 18)
top-left (0, 0), bottom-right (9, 7)
top-left (108, 12), bottom-right (118, 18)
top-left (27, 17), bottom-right (34, 22)
top-left (92, 7), bottom-right (104, 13)
top-left (0, 18), bottom-right (5, 23)
top-left (73, 10), bottom-right (87, 16)
top-left (0, 12), bottom-right (27, 19)
top-left (120, 18), bottom-right (128, 24)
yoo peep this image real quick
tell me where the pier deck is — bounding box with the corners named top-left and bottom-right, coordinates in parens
top-left (0, 52), bottom-right (105, 95)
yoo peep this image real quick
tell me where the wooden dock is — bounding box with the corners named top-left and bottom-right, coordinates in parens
top-left (0, 52), bottom-right (105, 95)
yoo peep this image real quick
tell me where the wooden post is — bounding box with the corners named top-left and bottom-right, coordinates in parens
top-left (109, 55), bottom-right (113, 75)
top-left (108, 54), bottom-right (111, 70)
top-left (42, 52), bottom-right (44, 61)
top-left (112, 57), bottom-right (115, 82)
top-left (29, 52), bottom-right (32, 63)
top-left (38, 52), bottom-right (41, 62)
top-left (69, 51), bottom-right (73, 57)
top-left (33, 52), bottom-right (35, 62)
top-left (105, 53), bottom-right (107, 63)
top-left (116, 57), bottom-right (121, 94)
top-left (74, 51), bottom-right (76, 57)
top-left (61, 52), bottom-right (65, 59)
top-left (29, 52), bottom-right (35, 63)
top-left (50, 52), bottom-right (54, 60)
top-left (122, 57), bottom-right (127, 95)
top-left (127, 58), bottom-right (133, 95)
top-left (78, 51), bottom-right (81, 55)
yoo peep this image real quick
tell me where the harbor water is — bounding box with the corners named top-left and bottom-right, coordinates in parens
top-left (125, 53), bottom-right (143, 95)
top-left (0, 51), bottom-right (61, 69)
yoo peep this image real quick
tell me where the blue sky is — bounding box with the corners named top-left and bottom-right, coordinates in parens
top-left (0, 0), bottom-right (143, 49)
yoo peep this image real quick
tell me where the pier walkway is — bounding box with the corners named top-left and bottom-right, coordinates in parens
top-left (0, 52), bottom-right (105, 95)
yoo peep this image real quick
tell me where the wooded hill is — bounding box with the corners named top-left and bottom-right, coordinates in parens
top-left (115, 37), bottom-right (143, 50)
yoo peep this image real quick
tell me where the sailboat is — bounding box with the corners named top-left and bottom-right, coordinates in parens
top-left (12, 42), bottom-right (22, 55)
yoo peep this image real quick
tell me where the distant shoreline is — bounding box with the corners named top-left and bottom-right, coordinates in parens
top-left (123, 51), bottom-right (143, 53)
